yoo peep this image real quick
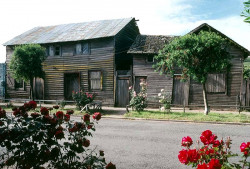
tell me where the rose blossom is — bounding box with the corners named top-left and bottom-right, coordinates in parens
top-left (200, 130), bottom-right (217, 145)
top-left (181, 136), bottom-right (193, 147)
top-left (93, 112), bottom-right (101, 121)
top-left (83, 114), bottom-right (90, 122)
top-left (187, 149), bottom-right (200, 163)
top-left (64, 114), bottom-right (70, 122)
top-left (40, 107), bottom-right (49, 116)
top-left (208, 159), bottom-right (221, 169)
top-left (178, 149), bottom-right (189, 164)
top-left (28, 101), bottom-right (37, 109)
top-left (106, 162), bottom-right (116, 169)
top-left (240, 142), bottom-right (250, 156)
top-left (83, 139), bottom-right (90, 147)
top-left (56, 111), bottom-right (64, 119)
top-left (197, 163), bottom-right (208, 169)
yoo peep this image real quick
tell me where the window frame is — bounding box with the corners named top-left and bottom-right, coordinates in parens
top-left (14, 79), bottom-right (25, 90)
top-left (205, 73), bottom-right (227, 94)
top-left (146, 55), bottom-right (154, 63)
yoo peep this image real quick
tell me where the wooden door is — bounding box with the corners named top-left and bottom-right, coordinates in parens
top-left (64, 73), bottom-right (80, 100)
top-left (172, 75), bottom-right (189, 105)
top-left (33, 78), bottom-right (44, 100)
top-left (116, 77), bottom-right (130, 107)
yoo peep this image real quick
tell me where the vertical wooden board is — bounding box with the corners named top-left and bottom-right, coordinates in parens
top-left (117, 78), bottom-right (130, 107)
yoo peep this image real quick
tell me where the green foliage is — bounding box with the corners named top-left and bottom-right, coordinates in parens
top-left (154, 31), bottom-right (231, 84)
top-left (10, 44), bottom-right (46, 82)
top-left (241, 0), bottom-right (250, 23)
top-left (0, 102), bottom-right (108, 169)
top-left (72, 91), bottom-right (95, 110)
top-left (59, 100), bottom-right (67, 109)
top-left (129, 80), bottom-right (147, 112)
top-left (158, 89), bottom-right (171, 111)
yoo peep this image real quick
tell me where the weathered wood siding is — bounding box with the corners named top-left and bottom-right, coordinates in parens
top-left (6, 38), bottom-right (115, 105)
top-left (133, 54), bottom-right (173, 107)
top-left (42, 38), bottom-right (115, 105)
top-left (189, 45), bottom-right (244, 106)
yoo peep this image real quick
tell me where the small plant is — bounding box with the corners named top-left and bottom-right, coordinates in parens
top-left (0, 101), bottom-right (114, 169)
top-left (72, 91), bottom-right (95, 110)
top-left (178, 130), bottom-right (250, 169)
top-left (158, 89), bottom-right (171, 112)
top-left (59, 100), bottom-right (66, 109)
top-left (129, 79), bottom-right (147, 112)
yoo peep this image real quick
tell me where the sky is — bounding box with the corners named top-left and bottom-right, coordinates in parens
top-left (0, 0), bottom-right (249, 63)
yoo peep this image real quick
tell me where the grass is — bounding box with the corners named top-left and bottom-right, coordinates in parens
top-left (124, 110), bottom-right (250, 123)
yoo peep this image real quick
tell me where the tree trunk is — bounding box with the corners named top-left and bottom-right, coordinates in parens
top-left (30, 78), bottom-right (34, 101)
top-left (202, 83), bottom-right (209, 115)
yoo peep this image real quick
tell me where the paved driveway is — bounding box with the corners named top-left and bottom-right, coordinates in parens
top-left (76, 118), bottom-right (250, 169)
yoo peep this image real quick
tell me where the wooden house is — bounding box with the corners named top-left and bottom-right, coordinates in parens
top-left (0, 63), bottom-right (6, 99)
top-left (3, 18), bottom-right (140, 106)
top-left (128, 23), bottom-right (250, 108)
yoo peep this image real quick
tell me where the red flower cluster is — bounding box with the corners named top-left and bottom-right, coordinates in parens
top-left (181, 136), bottom-right (193, 147)
top-left (66, 109), bottom-right (74, 115)
top-left (83, 114), bottom-right (90, 122)
top-left (53, 105), bottom-right (59, 109)
top-left (200, 130), bottom-right (217, 145)
top-left (240, 142), bottom-right (250, 156)
top-left (178, 149), bottom-right (200, 164)
top-left (93, 112), bottom-right (102, 121)
top-left (56, 111), bottom-right (64, 119)
top-left (28, 101), bottom-right (37, 109)
top-left (40, 107), bottom-right (49, 116)
top-left (197, 159), bottom-right (221, 169)
top-left (0, 107), bottom-right (6, 118)
top-left (55, 126), bottom-right (64, 139)
top-left (64, 114), bottom-right (70, 122)
top-left (85, 92), bottom-right (93, 99)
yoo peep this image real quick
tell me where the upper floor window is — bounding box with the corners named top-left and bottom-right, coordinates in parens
top-left (147, 56), bottom-right (154, 63)
top-left (206, 73), bottom-right (226, 93)
top-left (49, 45), bottom-right (61, 56)
top-left (75, 42), bottom-right (90, 55)
top-left (15, 79), bottom-right (24, 90)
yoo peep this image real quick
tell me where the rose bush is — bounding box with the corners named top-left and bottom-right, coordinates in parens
top-left (178, 130), bottom-right (250, 169)
top-left (72, 91), bottom-right (95, 110)
top-left (0, 101), bottom-right (114, 169)
top-left (158, 89), bottom-right (171, 112)
top-left (129, 79), bottom-right (147, 112)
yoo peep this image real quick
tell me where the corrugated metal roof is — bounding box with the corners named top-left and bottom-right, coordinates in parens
top-left (3, 18), bottom-right (134, 46)
top-left (128, 35), bottom-right (177, 54)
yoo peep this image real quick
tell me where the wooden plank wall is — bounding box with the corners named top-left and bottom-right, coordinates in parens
top-left (5, 38), bottom-right (115, 105)
top-left (133, 54), bottom-right (173, 107)
top-left (189, 45), bottom-right (244, 106)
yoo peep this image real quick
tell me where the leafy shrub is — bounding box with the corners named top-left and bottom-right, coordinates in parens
top-left (178, 130), bottom-right (250, 169)
top-left (59, 100), bottom-right (66, 109)
top-left (158, 89), bottom-right (171, 111)
top-left (72, 91), bottom-right (95, 110)
top-left (129, 79), bottom-right (147, 112)
top-left (0, 101), bottom-right (114, 169)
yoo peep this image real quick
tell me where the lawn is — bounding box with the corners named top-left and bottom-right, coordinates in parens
top-left (124, 110), bottom-right (250, 123)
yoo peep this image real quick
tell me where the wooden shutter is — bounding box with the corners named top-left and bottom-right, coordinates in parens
top-left (206, 73), bottom-right (226, 93)
top-left (89, 71), bottom-right (101, 90)
top-left (75, 43), bottom-right (82, 55)
top-left (49, 46), bottom-right (54, 56)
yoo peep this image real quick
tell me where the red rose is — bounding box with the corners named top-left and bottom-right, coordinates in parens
top-left (93, 112), bottom-right (102, 121)
top-left (188, 149), bottom-right (200, 163)
top-left (208, 159), bottom-right (221, 169)
top-left (83, 114), bottom-right (90, 122)
top-left (178, 149), bottom-right (189, 164)
top-left (83, 139), bottom-right (90, 147)
top-left (54, 130), bottom-right (64, 139)
top-left (13, 109), bottom-right (21, 116)
top-left (66, 110), bottom-right (74, 115)
top-left (0, 109), bottom-right (6, 118)
top-left (40, 107), bottom-right (49, 116)
top-left (24, 102), bottom-right (31, 110)
top-left (68, 126), bottom-right (78, 132)
top-left (28, 101), bottom-right (37, 109)
top-left (56, 111), bottom-right (64, 119)
top-left (200, 130), bottom-right (217, 145)
top-left (31, 113), bottom-right (40, 118)
top-left (240, 142), bottom-right (250, 156)
top-left (53, 105), bottom-right (59, 109)
top-left (64, 114), bottom-right (70, 122)
top-left (197, 163), bottom-right (208, 169)
top-left (106, 162), bottom-right (116, 169)
top-left (181, 136), bottom-right (193, 147)
top-left (87, 124), bottom-right (93, 129)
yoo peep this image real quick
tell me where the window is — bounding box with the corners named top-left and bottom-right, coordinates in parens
top-left (15, 80), bottom-right (24, 90)
top-left (75, 42), bottom-right (90, 55)
top-left (54, 45), bottom-right (61, 56)
top-left (147, 56), bottom-right (154, 63)
top-left (89, 71), bottom-right (102, 90)
top-left (134, 76), bottom-right (147, 94)
top-left (206, 73), bottom-right (226, 93)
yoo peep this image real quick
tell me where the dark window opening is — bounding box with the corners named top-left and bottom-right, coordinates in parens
top-left (147, 56), bottom-right (154, 63)
top-left (15, 80), bottom-right (24, 89)
top-left (54, 46), bottom-right (61, 56)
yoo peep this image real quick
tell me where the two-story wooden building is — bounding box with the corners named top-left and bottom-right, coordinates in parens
top-left (128, 23), bottom-right (250, 108)
top-left (4, 18), bottom-right (140, 106)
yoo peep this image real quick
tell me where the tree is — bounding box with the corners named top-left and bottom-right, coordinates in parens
top-left (241, 0), bottom-right (250, 23)
top-left (153, 31), bottom-right (231, 115)
top-left (10, 44), bottom-right (46, 100)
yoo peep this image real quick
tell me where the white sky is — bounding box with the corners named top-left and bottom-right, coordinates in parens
top-left (0, 0), bottom-right (249, 63)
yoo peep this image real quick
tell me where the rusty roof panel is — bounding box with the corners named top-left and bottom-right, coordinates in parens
top-left (3, 18), bottom-right (134, 46)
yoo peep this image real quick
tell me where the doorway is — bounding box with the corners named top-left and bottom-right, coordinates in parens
top-left (64, 73), bottom-right (80, 100)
